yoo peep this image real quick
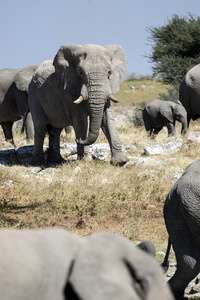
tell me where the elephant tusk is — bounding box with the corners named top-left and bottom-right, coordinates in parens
top-left (74, 96), bottom-right (84, 104)
top-left (109, 94), bottom-right (119, 103)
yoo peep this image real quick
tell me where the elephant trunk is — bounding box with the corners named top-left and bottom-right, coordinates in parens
top-left (77, 72), bottom-right (108, 146)
top-left (181, 120), bottom-right (188, 135)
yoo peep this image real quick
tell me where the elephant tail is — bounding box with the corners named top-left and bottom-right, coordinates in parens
top-left (161, 237), bottom-right (171, 273)
top-left (135, 107), bottom-right (143, 115)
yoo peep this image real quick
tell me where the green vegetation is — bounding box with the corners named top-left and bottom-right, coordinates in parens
top-left (114, 79), bottom-right (167, 106)
top-left (147, 14), bottom-right (200, 85)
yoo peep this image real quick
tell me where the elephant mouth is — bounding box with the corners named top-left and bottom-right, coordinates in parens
top-left (74, 93), bottom-right (119, 146)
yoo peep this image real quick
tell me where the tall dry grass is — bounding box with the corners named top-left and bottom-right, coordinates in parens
top-left (0, 80), bottom-right (200, 264)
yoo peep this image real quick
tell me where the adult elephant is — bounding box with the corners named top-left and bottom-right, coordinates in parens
top-left (179, 63), bottom-right (200, 127)
top-left (0, 65), bottom-right (38, 145)
top-left (140, 99), bottom-right (188, 136)
top-left (162, 159), bottom-right (200, 299)
top-left (28, 44), bottom-right (128, 165)
top-left (0, 228), bottom-right (174, 300)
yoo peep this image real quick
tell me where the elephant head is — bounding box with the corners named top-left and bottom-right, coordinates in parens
top-left (65, 232), bottom-right (174, 300)
top-left (160, 101), bottom-right (188, 134)
top-left (53, 44), bottom-right (127, 146)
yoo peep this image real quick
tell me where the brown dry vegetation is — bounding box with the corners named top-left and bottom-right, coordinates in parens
top-left (0, 80), bottom-right (200, 264)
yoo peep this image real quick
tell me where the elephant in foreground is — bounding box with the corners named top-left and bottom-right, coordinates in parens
top-left (28, 44), bottom-right (128, 166)
top-left (162, 159), bottom-right (200, 299)
top-left (139, 99), bottom-right (188, 136)
top-left (0, 65), bottom-right (38, 145)
top-left (67, 231), bottom-right (173, 300)
top-left (0, 228), bottom-right (174, 300)
top-left (179, 63), bottom-right (200, 127)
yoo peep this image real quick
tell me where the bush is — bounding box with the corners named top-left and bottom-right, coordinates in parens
top-left (158, 86), bottom-right (179, 102)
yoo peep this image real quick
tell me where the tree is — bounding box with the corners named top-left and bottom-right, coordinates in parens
top-left (147, 14), bottom-right (200, 85)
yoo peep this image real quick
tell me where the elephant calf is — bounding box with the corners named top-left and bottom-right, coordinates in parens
top-left (162, 159), bottom-right (200, 299)
top-left (140, 99), bottom-right (188, 136)
top-left (0, 228), bottom-right (173, 300)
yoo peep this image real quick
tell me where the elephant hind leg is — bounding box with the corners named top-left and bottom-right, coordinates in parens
top-left (168, 226), bottom-right (200, 299)
top-left (1, 122), bottom-right (14, 145)
top-left (152, 127), bottom-right (162, 135)
top-left (169, 257), bottom-right (200, 300)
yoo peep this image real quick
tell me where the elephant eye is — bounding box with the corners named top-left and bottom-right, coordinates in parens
top-left (108, 70), bottom-right (112, 78)
top-left (77, 67), bottom-right (84, 77)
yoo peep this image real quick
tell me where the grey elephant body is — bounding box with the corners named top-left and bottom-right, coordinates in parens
top-left (0, 228), bottom-right (173, 300)
top-left (28, 44), bottom-right (128, 165)
top-left (179, 63), bottom-right (200, 126)
top-left (142, 99), bottom-right (187, 136)
top-left (0, 228), bottom-right (82, 300)
top-left (67, 231), bottom-right (174, 300)
top-left (0, 65), bottom-right (38, 144)
top-left (163, 160), bottom-right (200, 299)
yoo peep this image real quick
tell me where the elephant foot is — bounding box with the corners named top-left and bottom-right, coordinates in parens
top-left (29, 156), bottom-right (46, 166)
top-left (110, 153), bottom-right (129, 166)
top-left (47, 154), bottom-right (66, 165)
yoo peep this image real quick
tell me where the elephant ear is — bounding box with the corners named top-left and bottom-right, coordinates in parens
top-left (14, 65), bottom-right (38, 92)
top-left (160, 102), bottom-right (174, 123)
top-left (53, 44), bottom-right (82, 95)
top-left (105, 45), bottom-right (127, 94)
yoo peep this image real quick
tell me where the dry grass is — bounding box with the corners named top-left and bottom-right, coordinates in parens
top-left (0, 80), bottom-right (200, 264)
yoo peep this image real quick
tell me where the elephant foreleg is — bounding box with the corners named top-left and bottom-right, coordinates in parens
top-left (1, 122), bottom-right (14, 145)
top-left (47, 126), bottom-right (64, 164)
top-left (166, 122), bottom-right (175, 136)
top-left (30, 123), bottom-right (46, 165)
top-left (101, 101), bottom-right (128, 165)
top-left (73, 114), bottom-right (89, 160)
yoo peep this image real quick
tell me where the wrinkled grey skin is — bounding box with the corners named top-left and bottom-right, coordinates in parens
top-left (0, 229), bottom-right (173, 300)
top-left (163, 160), bottom-right (200, 300)
top-left (28, 44), bottom-right (128, 166)
top-left (67, 231), bottom-right (174, 300)
top-left (179, 63), bottom-right (200, 127)
top-left (0, 65), bottom-right (38, 145)
top-left (141, 99), bottom-right (188, 136)
top-left (0, 228), bottom-right (83, 300)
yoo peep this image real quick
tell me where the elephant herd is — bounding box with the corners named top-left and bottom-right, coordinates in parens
top-left (1, 44), bottom-right (200, 299)
top-left (1, 44), bottom-right (200, 164)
